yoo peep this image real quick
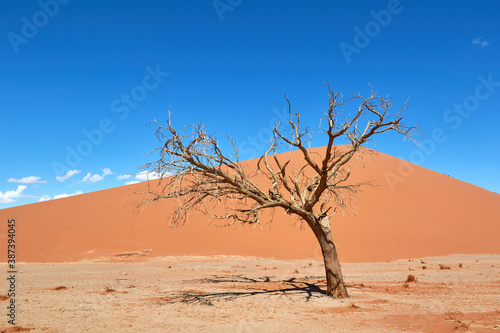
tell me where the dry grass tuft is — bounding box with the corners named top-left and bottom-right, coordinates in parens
top-left (444, 311), bottom-right (470, 330)
top-left (458, 263), bottom-right (463, 268)
top-left (439, 264), bottom-right (451, 270)
top-left (422, 265), bottom-right (427, 269)
top-left (347, 303), bottom-right (360, 309)
top-left (454, 321), bottom-right (470, 330)
top-left (0, 294), bottom-right (9, 301)
top-left (104, 285), bottom-right (116, 292)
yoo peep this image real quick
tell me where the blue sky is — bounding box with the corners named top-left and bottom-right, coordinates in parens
top-left (1, 0), bottom-right (499, 208)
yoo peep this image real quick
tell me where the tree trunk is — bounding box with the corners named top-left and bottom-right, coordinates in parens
top-left (311, 217), bottom-right (349, 298)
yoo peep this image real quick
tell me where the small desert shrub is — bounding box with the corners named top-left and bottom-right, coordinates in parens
top-left (348, 303), bottom-right (360, 309)
top-left (53, 286), bottom-right (68, 291)
top-left (405, 274), bottom-right (416, 283)
top-left (439, 264), bottom-right (451, 270)
top-left (458, 263), bottom-right (463, 268)
top-left (422, 266), bottom-right (427, 270)
top-left (293, 268), bottom-right (299, 274)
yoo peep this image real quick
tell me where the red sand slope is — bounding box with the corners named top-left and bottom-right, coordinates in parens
top-left (1, 147), bottom-right (499, 263)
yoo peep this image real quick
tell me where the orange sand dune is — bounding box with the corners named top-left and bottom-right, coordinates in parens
top-left (1, 147), bottom-right (499, 263)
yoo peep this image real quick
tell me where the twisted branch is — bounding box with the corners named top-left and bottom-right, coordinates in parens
top-left (138, 84), bottom-right (418, 230)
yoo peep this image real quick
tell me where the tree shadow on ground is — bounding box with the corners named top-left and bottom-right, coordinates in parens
top-left (152, 275), bottom-right (342, 305)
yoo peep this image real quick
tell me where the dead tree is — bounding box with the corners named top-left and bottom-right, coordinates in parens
top-left (141, 84), bottom-right (417, 298)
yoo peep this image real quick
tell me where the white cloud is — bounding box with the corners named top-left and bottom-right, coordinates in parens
top-left (135, 170), bottom-right (161, 181)
top-left (472, 37), bottom-right (490, 47)
top-left (80, 173), bottom-right (93, 183)
top-left (119, 171), bottom-right (165, 185)
top-left (53, 190), bottom-right (83, 200)
top-left (7, 176), bottom-right (47, 184)
top-left (56, 169), bottom-right (81, 182)
top-left (39, 195), bottom-right (51, 202)
top-left (79, 168), bottom-right (113, 183)
top-left (0, 185), bottom-right (28, 204)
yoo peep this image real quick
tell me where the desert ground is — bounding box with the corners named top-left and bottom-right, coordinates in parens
top-left (1, 253), bottom-right (499, 332)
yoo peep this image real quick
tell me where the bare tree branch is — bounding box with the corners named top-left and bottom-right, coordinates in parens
top-left (138, 84), bottom-right (419, 298)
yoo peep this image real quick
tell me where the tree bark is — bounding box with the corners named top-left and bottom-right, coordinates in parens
top-left (311, 217), bottom-right (349, 298)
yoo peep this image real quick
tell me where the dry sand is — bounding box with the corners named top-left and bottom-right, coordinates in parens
top-left (1, 254), bottom-right (499, 332)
